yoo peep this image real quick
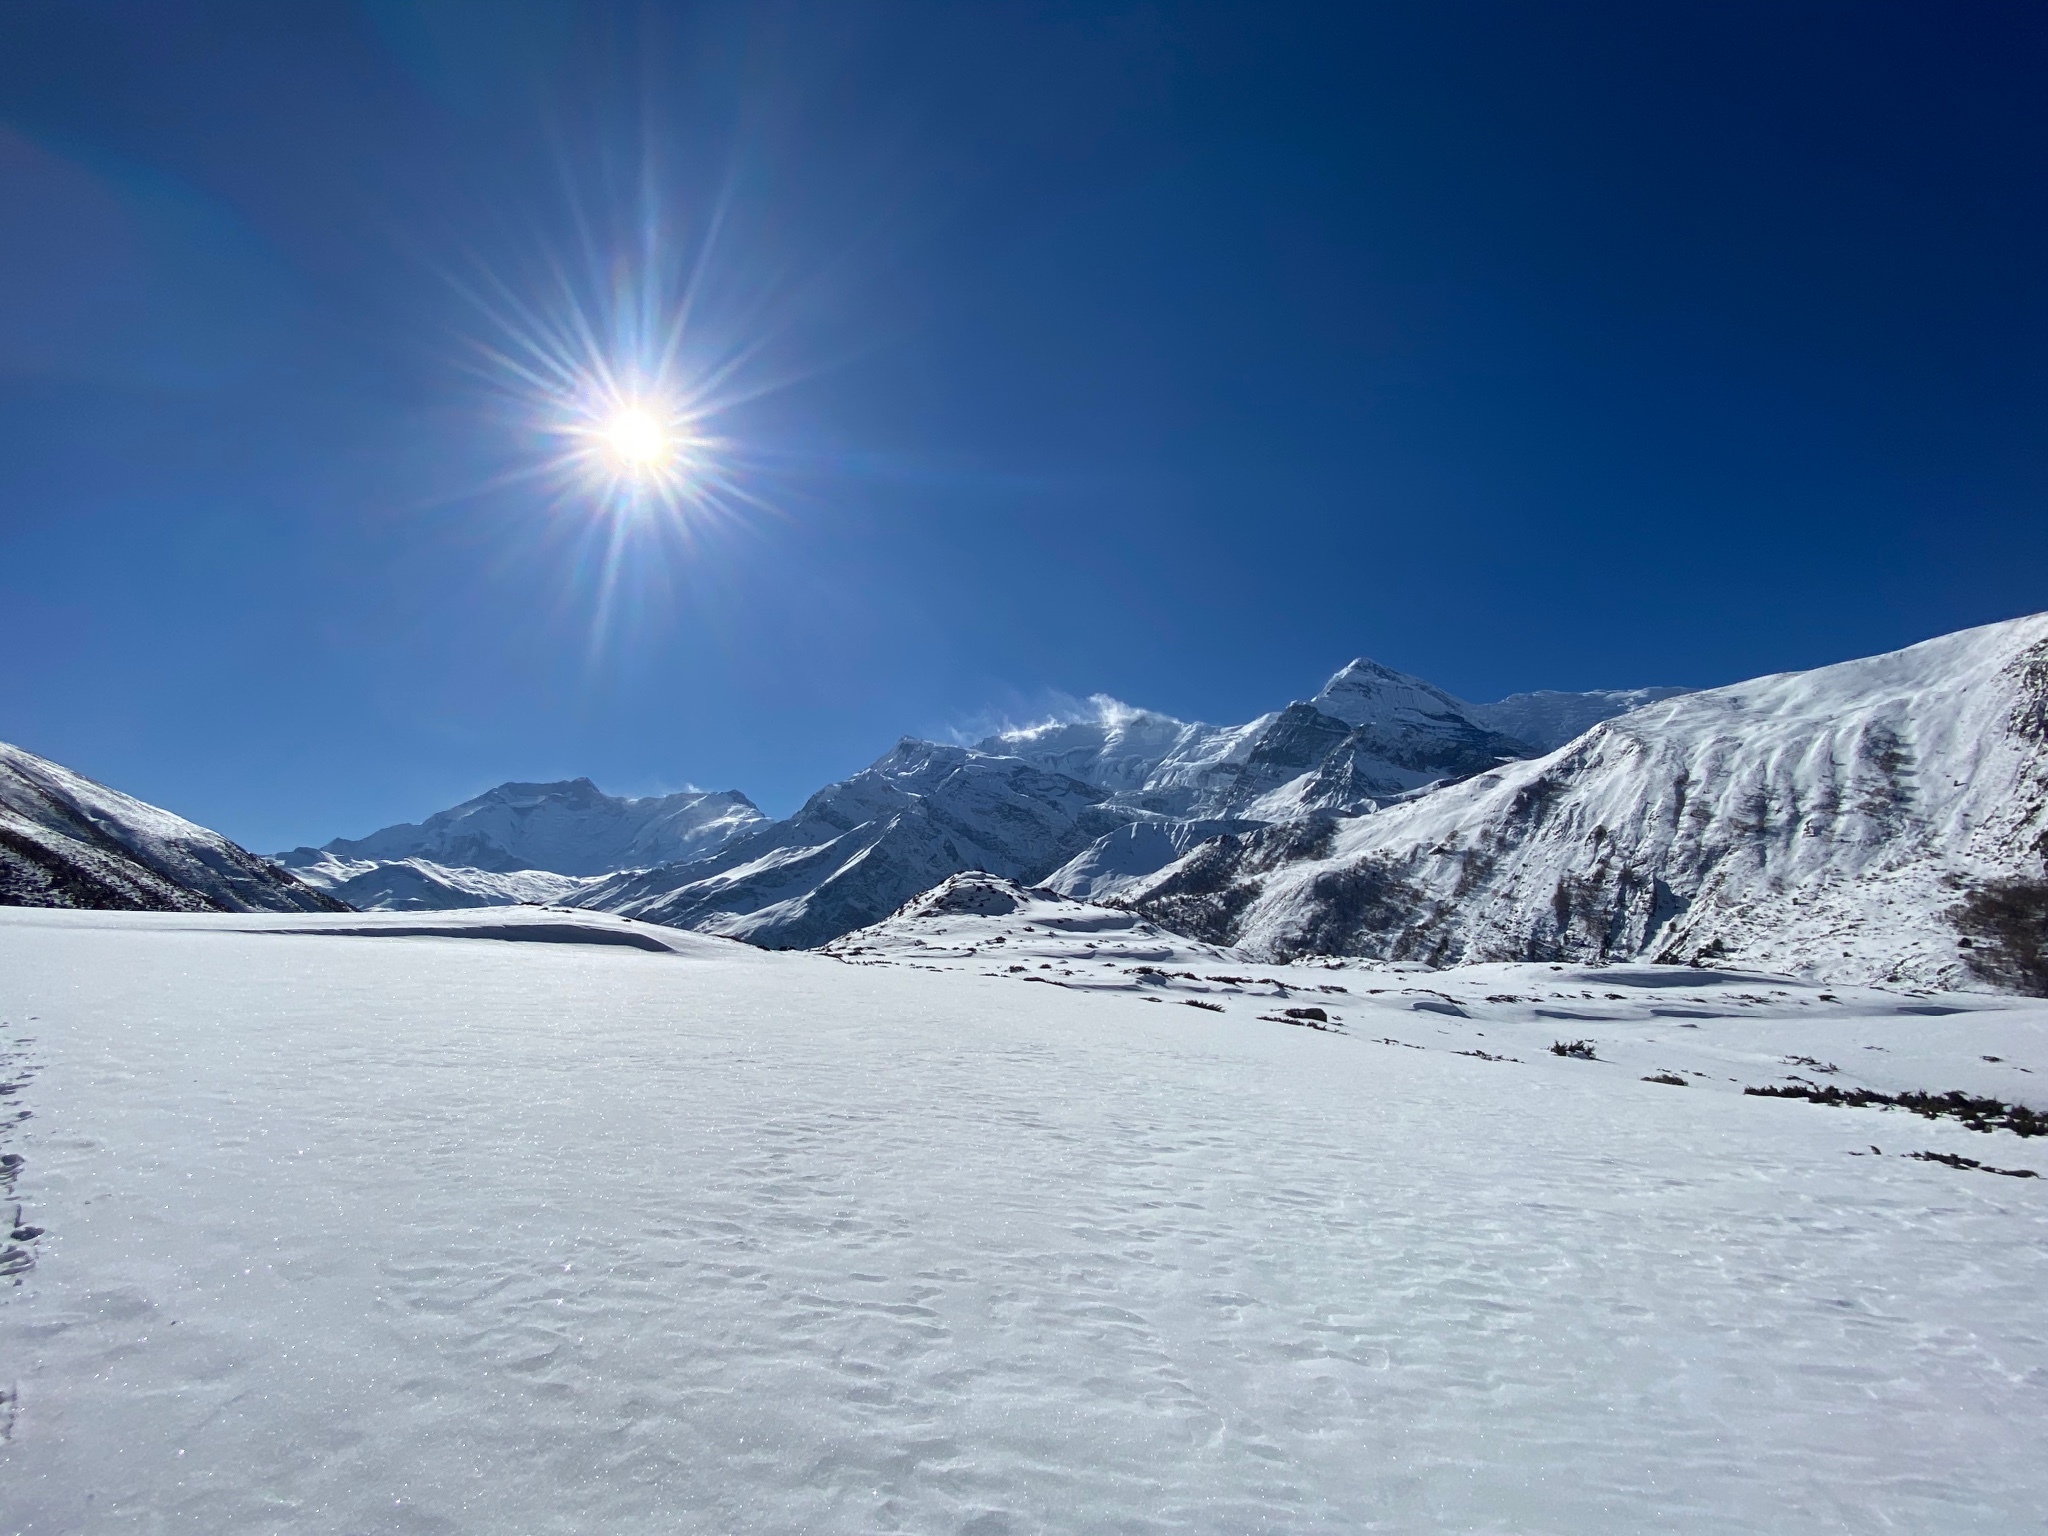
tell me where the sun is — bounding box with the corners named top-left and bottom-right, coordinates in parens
top-left (599, 405), bottom-right (671, 471)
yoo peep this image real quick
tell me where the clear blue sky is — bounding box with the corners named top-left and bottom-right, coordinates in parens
top-left (3, 2), bottom-right (2045, 850)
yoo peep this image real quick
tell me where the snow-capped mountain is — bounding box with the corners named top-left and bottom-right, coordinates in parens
top-left (989, 663), bottom-right (1675, 900)
top-left (568, 663), bottom-right (1678, 941)
top-left (578, 739), bottom-right (1130, 948)
top-left (0, 740), bottom-right (344, 913)
top-left (276, 778), bottom-right (767, 908)
top-left (984, 673), bottom-right (1534, 825)
top-left (271, 659), bottom-right (1684, 938)
top-left (1126, 615), bottom-right (2048, 993)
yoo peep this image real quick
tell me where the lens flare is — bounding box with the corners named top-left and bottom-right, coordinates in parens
top-left (444, 212), bottom-right (791, 652)
top-left (600, 406), bottom-right (670, 469)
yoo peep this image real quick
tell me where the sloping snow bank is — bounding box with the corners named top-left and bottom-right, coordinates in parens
top-left (2, 908), bottom-right (2044, 1534)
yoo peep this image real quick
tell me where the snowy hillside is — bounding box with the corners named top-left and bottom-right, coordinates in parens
top-left (4, 904), bottom-right (2043, 1532)
top-left (0, 741), bottom-right (343, 914)
top-left (1129, 615), bottom-right (2048, 993)
top-left (281, 855), bottom-right (602, 911)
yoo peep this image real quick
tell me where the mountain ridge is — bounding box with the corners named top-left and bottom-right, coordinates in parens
top-left (1124, 615), bottom-right (2048, 992)
top-left (1, 742), bottom-right (345, 914)
top-left (268, 658), bottom-right (1693, 948)
top-left (278, 777), bottom-right (768, 893)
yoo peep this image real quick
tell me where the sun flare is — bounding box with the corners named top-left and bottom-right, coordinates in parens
top-left (450, 193), bottom-right (780, 603)
top-left (600, 405), bottom-right (670, 470)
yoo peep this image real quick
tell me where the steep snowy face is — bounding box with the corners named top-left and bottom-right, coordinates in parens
top-left (1129, 615), bottom-right (2048, 992)
top-left (1041, 817), bottom-right (1263, 902)
top-left (577, 742), bottom-right (1124, 948)
top-left (986, 673), bottom-right (1538, 824)
top-left (897, 666), bottom-right (1689, 920)
top-left (1312, 658), bottom-right (1483, 731)
top-left (1469, 686), bottom-right (1694, 753)
top-left (1315, 658), bottom-right (1692, 757)
top-left (0, 741), bottom-right (344, 913)
top-left (980, 706), bottom-right (1214, 797)
top-left (1306, 660), bottom-right (1537, 785)
top-left (281, 778), bottom-right (767, 878)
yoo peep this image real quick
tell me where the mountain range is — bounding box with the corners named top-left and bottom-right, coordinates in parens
top-left (276, 779), bottom-right (767, 911)
top-left (1126, 616), bottom-right (2048, 994)
top-left (272, 660), bottom-right (1685, 948)
top-left (7, 617), bottom-right (2047, 994)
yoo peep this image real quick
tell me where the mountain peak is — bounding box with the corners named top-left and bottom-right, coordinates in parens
top-left (1311, 658), bottom-right (1475, 728)
top-left (292, 777), bottom-right (769, 877)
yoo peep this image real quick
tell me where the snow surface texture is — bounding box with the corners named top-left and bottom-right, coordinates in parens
top-left (1129, 614), bottom-right (2048, 993)
top-left (2, 903), bottom-right (2044, 1533)
top-left (0, 742), bottom-right (341, 914)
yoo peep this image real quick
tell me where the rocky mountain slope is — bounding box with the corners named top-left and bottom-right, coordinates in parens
top-left (1126, 615), bottom-right (2048, 993)
top-left (0, 741), bottom-right (344, 913)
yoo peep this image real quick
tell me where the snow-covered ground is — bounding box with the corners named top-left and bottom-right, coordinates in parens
top-left (3, 904), bottom-right (2045, 1534)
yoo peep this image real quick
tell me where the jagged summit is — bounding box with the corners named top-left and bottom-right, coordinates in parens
top-left (1313, 658), bottom-right (1693, 754)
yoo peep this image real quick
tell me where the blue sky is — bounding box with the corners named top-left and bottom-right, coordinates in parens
top-left (3, 2), bottom-right (2046, 850)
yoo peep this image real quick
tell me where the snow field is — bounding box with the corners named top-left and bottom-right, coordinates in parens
top-left (1, 909), bottom-right (2045, 1534)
